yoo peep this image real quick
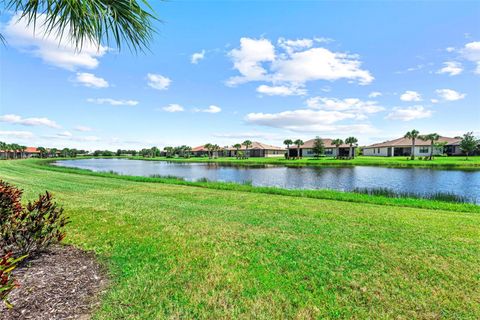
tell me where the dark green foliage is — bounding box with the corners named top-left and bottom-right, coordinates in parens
top-left (0, 180), bottom-right (69, 257)
top-left (460, 132), bottom-right (480, 159)
top-left (312, 137), bottom-right (325, 157)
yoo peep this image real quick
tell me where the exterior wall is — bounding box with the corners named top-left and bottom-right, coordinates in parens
top-left (363, 147), bottom-right (390, 156)
top-left (291, 147), bottom-right (349, 157)
top-left (365, 146), bottom-right (445, 157)
top-left (264, 149), bottom-right (285, 157)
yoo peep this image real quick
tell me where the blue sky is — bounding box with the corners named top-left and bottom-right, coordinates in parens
top-left (1, 1), bottom-right (479, 150)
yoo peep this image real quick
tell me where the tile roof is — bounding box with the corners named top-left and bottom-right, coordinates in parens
top-left (365, 136), bottom-right (461, 148)
top-left (0, 147), bottom-right (39, 153)
top-left (226, 141), bottom-right (285, 151)
top-left (292, 138), bottom-right (351, 149)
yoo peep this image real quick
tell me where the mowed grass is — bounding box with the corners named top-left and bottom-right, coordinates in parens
top-left (1, 160), bottom-right (479, 319)
top-left (130, 155), bottom-right (480, 169)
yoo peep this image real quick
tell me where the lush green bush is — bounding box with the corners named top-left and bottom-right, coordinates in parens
top-left (0, 180), bottom-right (69, 257)
top-left (0, 252), bottom-right (26, 308)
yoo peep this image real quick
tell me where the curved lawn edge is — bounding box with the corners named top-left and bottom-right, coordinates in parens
top-left (26, 159), bottom-right (480, 213)
top-left (127, 156), bottom-right (480, 170)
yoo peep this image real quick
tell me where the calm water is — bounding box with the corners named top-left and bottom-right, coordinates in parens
top-left (55, 158), bottom-right (480, 203)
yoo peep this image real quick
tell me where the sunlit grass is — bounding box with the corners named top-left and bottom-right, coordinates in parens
top-left (0, 159), bottom-right (479, 319)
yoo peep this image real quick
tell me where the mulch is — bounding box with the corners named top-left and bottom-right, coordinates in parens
top-left (0, 245), bottom-right (108, 320)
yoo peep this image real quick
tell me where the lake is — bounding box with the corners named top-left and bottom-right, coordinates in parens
top-left (54, 158), bottom-right (480, 203)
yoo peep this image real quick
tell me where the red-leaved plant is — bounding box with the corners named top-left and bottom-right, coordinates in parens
top-left (0, 180), bottom-right (69, 257)
top-left (0, 252), bottom-right (26, 308)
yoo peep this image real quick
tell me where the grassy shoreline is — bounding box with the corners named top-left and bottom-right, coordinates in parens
top-left (27, 159), bottom-right (480, 213)
top-left (128, 155), bottom-right (480, 170)
top-left (0, 159), bottom-right (479, 318)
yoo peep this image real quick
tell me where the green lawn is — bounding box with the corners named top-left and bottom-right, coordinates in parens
top-left (1, 160), bottom-right (479, 319)
top-left (130, 155), bottom-right (480, 169)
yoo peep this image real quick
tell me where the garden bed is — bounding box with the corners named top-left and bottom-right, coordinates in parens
top-left (0, 245), bottom-right (107, 320)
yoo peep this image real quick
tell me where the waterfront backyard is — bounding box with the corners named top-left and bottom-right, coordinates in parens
top-left (130, 155), bottom-right (480, 169)
top-left (1, 159), bottom-right (479, 318)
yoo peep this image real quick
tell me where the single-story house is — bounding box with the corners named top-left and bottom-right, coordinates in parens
top-left (0, 147), bottom-right (41, 159)
top-left (225, 142), bottom-right (285, 158)
top-left (363, 136), bottom-right (462, 157)
top-left (191, 145), bottom-right (225, 157)
top-left (288, 139), bottom-right (351, 158)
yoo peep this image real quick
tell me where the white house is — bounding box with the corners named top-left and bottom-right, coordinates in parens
top-left (363, 136), bottom-right (462, 157)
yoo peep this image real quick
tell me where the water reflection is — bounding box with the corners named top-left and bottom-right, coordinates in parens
top-left (54, 158), bottom-right (480, 203)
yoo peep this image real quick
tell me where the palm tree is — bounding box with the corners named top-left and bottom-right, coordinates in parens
top-left (20, 145), bottom-right (27, 159)
top-left (212, 144), bottom-right (221, 158)
top-left (1, 1), bottom-right (157, 52)
top-left (243, 140), bottom-right (252, 158)
top-left (10, 143), bottom-right (19, 159)
top-left (163, 146), bottom-right (174, 158)
top-left (233, 143), bottom-right (242, 159)
top-left (283, 139), bottom-right (293, 160)
top-left (0, 141), bottom-right (6, 159)
top-left (204, 143), bottom-right (213, 159)
top-left (37, 147), bottom-right (46, 158)
top-left (293, 139), bottom-right (304, 159)
top-left (345, 137), bottom-right (358, 159)
top-left (332, 139), bottom-right (344, 159)
top-left (404, 129), bottom-right (420, 160)
top-left (420, 133), bottom-right (440, 160)
top-left (50, 148), bottom-right (58, 158)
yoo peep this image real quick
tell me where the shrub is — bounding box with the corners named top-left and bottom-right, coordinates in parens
top-left (0, 180), bottom-right (69, 257)
top-left (0, 252), bottom-right (26, 308)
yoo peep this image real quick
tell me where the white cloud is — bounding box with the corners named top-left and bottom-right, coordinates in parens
top-left (386, 106), bottom-right (432, 121)
top-left (227, 38), bottom-right (276, 86)
top-left (0, 114), bottom-right (61, 128)
top-left (74, 126), bottom-right (93, 132)
top-left (75, 73), bottom-right (109, 88)
top-left (162, 104), bottom-right (184, 112)
top-left (435, 89), bottom-right (466, 101)
top-left (87, 98), bottom-right (139, 106)
top-left (194, 105), bottom-right (222, 113)
top-left (400, 90), bottom-right (422, 102)
top-left (256, 84), bottom-right (306, 96)
top-left (43, 133), bottom-right (100, 142)
top-left (461, 41), bottom-right (480, 74)
top-left (437, 61), bottom-right (463, 76)
top-left (446, 47), bottom-right (455, 53)
top-left (57, 131), bottom-right (73, 137)
top-left (212, 132), bottom-right (280, 140)
top-left (430, 99), bottom-right (439, 104)
top-left (246, 109), bottom-right (354, 128)
top-left (306, 97), bottom-right (384, 114)
top-left (3, 13), bottom-right (107, 70)
top-left (277, 38), bottom-right (313, 54)
top-left (271, 48), bottom-right (373, 85)
top-left (0, 131), bottom-right (34, 139)
top-left (227, 37), bottom-right (373, 88)
top-left (191, 50), bottom-right (206, 64)
top-left (368, 91), bottom-right (382, 98)
top-left (147, 74), bottom-right (171, 90)
top-left (245, 108), bottom-right (376, 133)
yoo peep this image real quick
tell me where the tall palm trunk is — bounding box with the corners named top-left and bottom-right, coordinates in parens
top-left (287, 146), bottom-right (290, 159)
top-left (297, 146), bottom-right (300, 159)
top-left (411, 138), bottom-right (416, 160)
top-left (430, 140), bottom-right (434, 160)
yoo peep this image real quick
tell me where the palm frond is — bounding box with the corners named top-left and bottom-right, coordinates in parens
top-left (3, 0), bottom-right (158, 52)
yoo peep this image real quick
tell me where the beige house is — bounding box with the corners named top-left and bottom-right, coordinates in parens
top-left (225, 142), bottom-right (285, 158)
top-left (0, 147), bottom-right (41, 159)
top-left (363, 136), bottom-right (462, 157)
top-left (288, 139), bottom-right (351, 158)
